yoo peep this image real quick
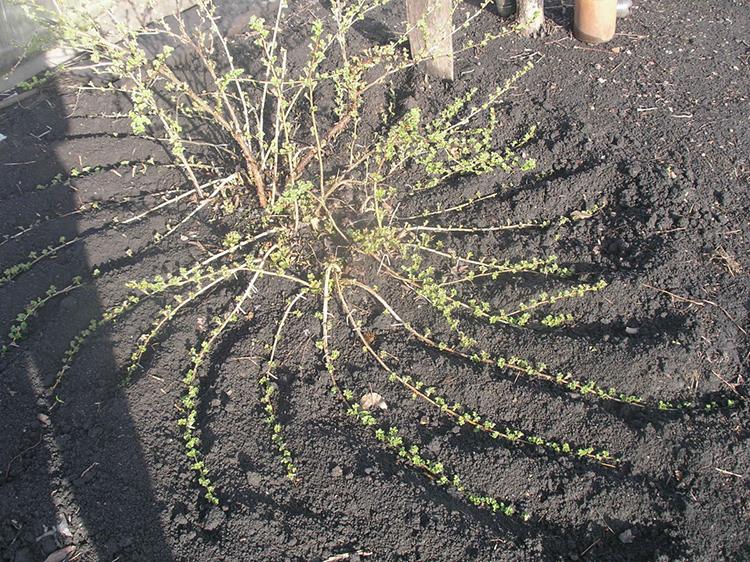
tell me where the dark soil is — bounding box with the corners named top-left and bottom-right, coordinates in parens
top-left (1, 1), bottom-right (749, 561)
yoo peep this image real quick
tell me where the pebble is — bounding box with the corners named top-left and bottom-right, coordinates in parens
top-left (330, 466), bottom-right (343, 478)
top-left (619, 529), bottom-right (634, 544)
top-left (202, 507), bottom-right (226, 532)
top-left (626, 163), bottom-right (642, 177)
top-left (246, 471), bottom-right (262, 487)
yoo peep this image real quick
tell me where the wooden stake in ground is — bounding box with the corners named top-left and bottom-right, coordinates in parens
top-left (517, 0), bottom-right (544, 35)
top-left (405, 0), bottom-right (454, 80)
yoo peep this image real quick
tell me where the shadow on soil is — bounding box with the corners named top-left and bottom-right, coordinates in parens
top-left (0, 80), bottom-right (173, 561)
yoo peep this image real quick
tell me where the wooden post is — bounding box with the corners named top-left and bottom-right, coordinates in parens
top-left (517, 0), bottom-right (544, 35)
top-left (405, 0), bottom-right (454, 80)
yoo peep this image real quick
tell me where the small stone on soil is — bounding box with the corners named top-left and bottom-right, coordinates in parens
top-left (330, 466), bottom-right (343, 478)
top-left (201, 507), bottom-right (225, 532)
top-left (626, 164), bottom-right (642, 177)
top-left (246, 471), bottom-right (262, 487)
top-left (619, 529), bottom-right (634, 544)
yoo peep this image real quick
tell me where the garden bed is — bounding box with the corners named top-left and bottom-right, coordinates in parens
top-left (0, 1), bottom-right (748, 560)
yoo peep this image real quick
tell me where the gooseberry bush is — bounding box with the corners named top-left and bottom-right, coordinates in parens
top-left (6, 0), bottom-right (735, 519)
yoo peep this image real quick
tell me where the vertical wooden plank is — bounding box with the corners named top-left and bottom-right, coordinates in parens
top-left (517, 0), bottom-right (544, 35)
top-left (405, 0), bottom-right (454, 80)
